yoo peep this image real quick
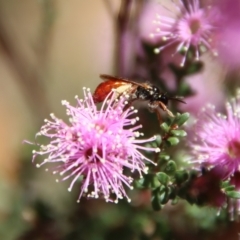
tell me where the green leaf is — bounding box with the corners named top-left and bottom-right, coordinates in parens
top-left (159, 153), bottom-right (170, 161)
top-left (221, 180), bottom-right (230, 188)
top-left (164, 160), bottom-right (177, 175)
top-left (179, 82), bottom-right (195, 96)
top-left (173, 113), bottom-right (190, 126)
top-left (135, 178), bottom-right (145, 188)
top-left (167, 137), bottom-right (180, 146)
top-left (156, 172), bottom-right (169, 185)
top-left (160, 122), bottom-right (169, 132)
top-left (136, 175), bottom-right (151, 188)
top-left (187, 61), bottom-right (204, 75)
top-left (226, 191), bottom-right (240, 199)
top-left (224, 186), bottom-right (236, 192)
top-left (155, 135), bottom-right (162, 145)
top-left (151, 195), bottom-right (162, 211)
top-left (171, 197), bottom-right (179, 205)
top-left (151, 176), bottom-right (161, 189)
top-left (159, 192), bottom-right (169, 204)
top-left (171, 129), bottom-right (187, 137)
top-left (174, 170), bottom-right (189, 184)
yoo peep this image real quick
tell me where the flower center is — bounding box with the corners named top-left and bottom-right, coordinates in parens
top-left (94, 122), bottom-right (107, 132)
top-left (227, 140), bottom-right (240, 159)
top-left (177, 15), bottom-right (203, 42)
top-left (189, 18), bottom-right (201, 35)
top-left (85, 148), bottom-right (103, 163)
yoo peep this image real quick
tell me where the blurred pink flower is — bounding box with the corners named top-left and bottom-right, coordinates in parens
top-left (150, 0), bottom-right (218, 66)
top-left (214, 0), bottom-right (240, 69)
top-left (30, 88), bottom-right (159, 203)
top-left (188, 89), bottom-right (240, 179)
top-left (179, 68), bottom-right (224, 116)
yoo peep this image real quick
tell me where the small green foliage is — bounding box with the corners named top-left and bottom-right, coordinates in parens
top-left (224, 185), bottom-right (236, 192)
top-left (221, 181), bottom-right (240, 199)
top-left (141, 112), bottom-right (190, 211)
top-left (136, 175), bottom-right (151, 188)
top-left (151, 175), bottom-right (161, 189)
top-left (151, 189), bottom-right (162, 211)
top-left (146, 135), bottom-right (162, 149)
top-left (225, 191), bottom-right (240, 199)
top-left (179, 82), bottom-right (195, 96)
top-left (136, 174), bottom-right (162, 189)
top-left (174, 170), bottom-right (189, 184)
top-left (170, 129), bottom-right (187, 137)
top-left (160, 122), bottom-right (170, 132)
top-left (155, 134), bottom-right (162, 145)
top-left (159, 153), bottom-right (170, 161)
top-left (135, 177), bottom-right (145, 189)
top-left (158, 185), bottom-right (175, 205)
top-left (221, 180), bottom-right (230, 188)
top-left (171, 197), bottom-right (179, 205)
top-left (164, 160), bottom-right (177, 175)
top-left (221, 180), bottom-right (238, 194)
top-left (187, 61), bottom-right (203, 75)
top-left (172, 112), bottom-right (190, 126)
top-left (156, 172), bottom-right (169, 185)
top-left (167, 137), bottom-right (180, 146)
top-left (159, 190), bottom-right (169, 204)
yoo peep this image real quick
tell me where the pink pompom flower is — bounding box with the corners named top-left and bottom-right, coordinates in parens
top-left (188, 89), bottom-right (240, 180)
top-left (29, 88), bottom-right (159, 203)
top-left (150, 0), bottom-right (218, 66)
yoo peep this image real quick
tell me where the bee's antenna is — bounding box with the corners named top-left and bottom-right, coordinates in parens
top-left (169, 96), bottom-right (186, 104)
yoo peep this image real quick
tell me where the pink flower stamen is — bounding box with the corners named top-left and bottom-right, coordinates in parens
top-left (150, 0), bottom-right (218, 66)
top-left (28, 88), bottom-right (159, 203)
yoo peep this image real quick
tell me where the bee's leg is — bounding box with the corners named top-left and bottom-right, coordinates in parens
top-left (158, 102), bottom-right (174, 117)
top-left (154, 108), bottom-right (163, 124)
top-left (148, 101), bottom-right (163, 123)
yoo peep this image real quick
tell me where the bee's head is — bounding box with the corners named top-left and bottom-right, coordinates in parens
top-left (159, 93), bottom-right (169, 105)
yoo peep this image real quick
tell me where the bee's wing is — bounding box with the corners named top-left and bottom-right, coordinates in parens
top-left (100, 74), bottom-right (150, 89)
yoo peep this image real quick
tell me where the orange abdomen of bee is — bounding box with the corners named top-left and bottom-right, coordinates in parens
top-left (93, 80), bottom-right (131, 103)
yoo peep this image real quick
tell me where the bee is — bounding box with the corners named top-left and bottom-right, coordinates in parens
top-left (93, 74), bottom-right (185, 118)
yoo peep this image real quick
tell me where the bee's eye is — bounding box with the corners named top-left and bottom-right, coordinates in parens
top-left (160, 94), bottom-right (168, 105)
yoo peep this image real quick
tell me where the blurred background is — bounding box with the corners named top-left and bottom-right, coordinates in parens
top-left (0, 0), bottom-right (116, 239)
top-left (0, 0), bottom-right (114, 195)
top-left (0, 0), bottom-right (240, 239)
